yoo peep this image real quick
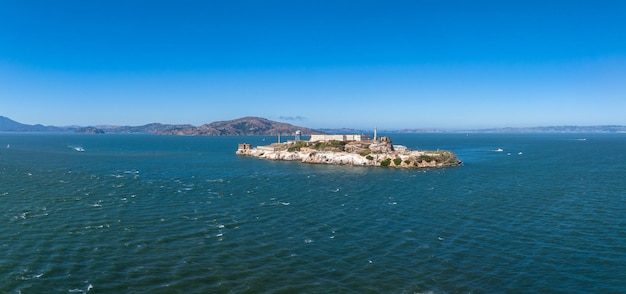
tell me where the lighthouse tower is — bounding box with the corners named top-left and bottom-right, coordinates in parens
top-left (373, 127), bottom-right (378, 141)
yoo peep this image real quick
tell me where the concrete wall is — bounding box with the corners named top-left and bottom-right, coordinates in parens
top-left (310, 135), bottom-right (346, 142)
top-left (257, 146), bottom-right (280, 151)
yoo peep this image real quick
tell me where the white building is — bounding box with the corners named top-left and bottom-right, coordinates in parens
top-left (309, 134), bottom-right (371, 142)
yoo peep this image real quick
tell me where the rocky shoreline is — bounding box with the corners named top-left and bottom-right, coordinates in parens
top-left (236, 138), bottom-right (462, 169)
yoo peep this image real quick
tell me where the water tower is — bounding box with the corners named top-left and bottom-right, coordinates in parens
top-left (295, 130), bottom-right (302, 141)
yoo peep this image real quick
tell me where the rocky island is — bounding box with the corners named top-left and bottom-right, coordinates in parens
top-left (236, 132), bottom-right (461, 169)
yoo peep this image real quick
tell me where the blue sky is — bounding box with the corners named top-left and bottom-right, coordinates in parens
top-left (1, 0), bottom-right (625, 129)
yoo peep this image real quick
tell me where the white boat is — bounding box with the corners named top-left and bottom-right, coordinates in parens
top-left (74, 147), bottom-right (85, 152)
top-left (495, 148), bottom-right (503, 152)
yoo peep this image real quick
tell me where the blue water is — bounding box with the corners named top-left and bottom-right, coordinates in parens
top-left (1, 133), bottom-right (625, 293)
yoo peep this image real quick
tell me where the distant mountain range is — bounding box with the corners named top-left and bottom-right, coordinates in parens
top-left (0, 116), bottom-right (324, 136)
top-left (389, 125), bottom-right (626, 134)
top-left (1, 115), bottom-right (625, 135)
top-left (106, 117), bottom-right (326, 136)
top-left (320, 125), bottom-right (626, 134)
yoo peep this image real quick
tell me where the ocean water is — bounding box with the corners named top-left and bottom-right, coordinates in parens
top-left (1, 133), bottom-right (625, 293)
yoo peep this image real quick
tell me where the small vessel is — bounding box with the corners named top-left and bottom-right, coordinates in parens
top-left (74, 146), bottom-right (85, 152)
top-left (518, 152), bottom-right (523, 155)
top-left (495, 148), bottom-right (503, 152)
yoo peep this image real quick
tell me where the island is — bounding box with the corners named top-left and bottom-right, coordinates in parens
top-left (236, 131), bottom-right (461, 169)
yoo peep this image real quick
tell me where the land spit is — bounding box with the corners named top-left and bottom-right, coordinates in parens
top-left (236, 138), bottom-right (462, 169)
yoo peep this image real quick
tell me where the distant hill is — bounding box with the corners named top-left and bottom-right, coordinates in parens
top-left (92, 117), bottom-right (324, 136)
top-left (158, 116), bottom-right (325, 136)
top-left (0, 116), bottom-right (67, 132)
top-left (101, 123), bottom-right (197, 134)
top-left (75, 126), bottom-right (105, 134)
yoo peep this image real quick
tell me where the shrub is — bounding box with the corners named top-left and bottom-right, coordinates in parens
top-left (313, 140), bottom-right (345, 151)
top-left (359, 149), bottom-right (372, 156)
top-left (434, 151), bottom-right (458, 164)
top-left (393, 158), bottom-right (402, 166)
top-left (404, 160), bottom-right (411, 164)
top-left (288, 141), bottom-right (308, 152)
top-left (418, 155), bottom-right (434, 162)
top-left (366, 155), bottom-right (374, 160)
top-left (380, 158), bottom-right (392, 166)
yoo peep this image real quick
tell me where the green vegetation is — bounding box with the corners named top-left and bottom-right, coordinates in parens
top-left (359, 149), bottom-right (372, 156)
top-left (313, 140), bottom-right (346, 151)
top-left (393, 158), bottom-right (403, 166)
top-left (380, 158), bottom-right (392, 166)
top-left (416, 151), bottom-right (460, 165)
top-left (288, 141), bottom-right (309, 152)
top-left (418, 155), bottom-right (434, 163)
top-left (366, 155), bottom-right (374, 160)
top-left (404, 160), bottom-right (411, 165)
top-left (434, 151), bottom-right (460, 164)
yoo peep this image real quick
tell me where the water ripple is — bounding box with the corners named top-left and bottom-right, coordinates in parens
top-left (1, 134), bottom-right (625, 292)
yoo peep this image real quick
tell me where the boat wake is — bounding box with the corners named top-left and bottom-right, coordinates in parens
top-left (68, 145), bottom-right (85, 152)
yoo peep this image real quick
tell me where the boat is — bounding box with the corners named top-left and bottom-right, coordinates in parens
top-left (495, 148), bottom-right (503, 152)
top-left (74, 147), bottom-right (85, 152)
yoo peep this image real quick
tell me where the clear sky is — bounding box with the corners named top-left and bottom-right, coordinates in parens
top-left (1, 0), bottom-right (625, 129)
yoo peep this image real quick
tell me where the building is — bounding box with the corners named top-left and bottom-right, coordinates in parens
top-left (309, 134), bottom-right (371, 142)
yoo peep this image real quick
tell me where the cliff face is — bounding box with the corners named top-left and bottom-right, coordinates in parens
top-left (236, 140), bottom-right (461, 169)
